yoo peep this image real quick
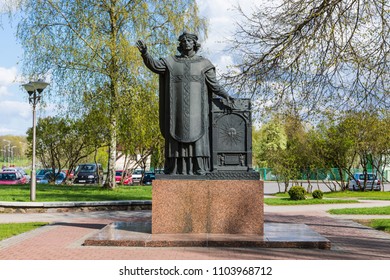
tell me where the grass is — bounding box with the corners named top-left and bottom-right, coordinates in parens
top-left (328, 206), bottom-right (390, 215)
top-left (0, 222), bottom-right (49, 241)
top-left (357, 219), bottom-right (390, 233)
top-left (265, 190), bottom-right (390, 205)
top-left (324, 190), bottom-right (390, 200)
top-left (0, 184), bottom-right (152, 202)
top-left (264, 197), bottom-right (359, 205)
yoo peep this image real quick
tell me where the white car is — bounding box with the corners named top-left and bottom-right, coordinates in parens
top-left (348, 173), bottom-right (381, 191)
top-left (131, 169), bottom-right (143, 185)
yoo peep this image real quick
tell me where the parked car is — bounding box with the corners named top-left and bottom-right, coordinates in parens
top-left (2, 167), bottom-right (31, 183)
top-left (142, 171), bottom-right (155, 185)
top-left (115, 170), bottom-right (133, 185)
top-left (73, 163), bottom-right (103, 184)
top-left (131, 169), bottom-right (143, 185)
top-left (0, 171), bottom-right (27, 185)
top-left (62, 169), bottom-right (75, 180)
top-left (38, 171), bottom-right (67, 185)
top-left (348, 173), bottom-right (381, 191)
top-left (36, 168), bottom-right (53, 182)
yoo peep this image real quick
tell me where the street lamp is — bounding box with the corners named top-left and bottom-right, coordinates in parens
top-left (22, 79), bottom-right (49, 201)
top-left (10, 146), bottom-right (17, 166)
top-left (1, 148), bottom-right (5, 167)
top-left (3, 139), bottom-right (10, 167)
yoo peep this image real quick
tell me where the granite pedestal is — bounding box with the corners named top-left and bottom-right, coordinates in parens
top-left (83, 178), bottom-right (331, 249)
top-left (152, 179), bottom-right (263, 235)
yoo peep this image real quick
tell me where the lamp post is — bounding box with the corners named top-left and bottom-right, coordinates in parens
top-left (22, 80), bottom-right (49, 201)
top-left (10, 146), bottom-right (17, 166)
top-left (3, 139), bottom-right (10, 167)
top-left (1, 148), bottom-right (5, 167)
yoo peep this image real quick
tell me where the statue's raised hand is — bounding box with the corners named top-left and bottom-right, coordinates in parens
top-left (136, 40), bottom-right (147, 55)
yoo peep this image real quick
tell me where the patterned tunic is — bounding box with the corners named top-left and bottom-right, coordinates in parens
top-left (141, 52), bottom-right (229, 173)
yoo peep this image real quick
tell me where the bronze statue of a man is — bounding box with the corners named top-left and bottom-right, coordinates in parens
top-left (137, 32), bottom-right (233, 175)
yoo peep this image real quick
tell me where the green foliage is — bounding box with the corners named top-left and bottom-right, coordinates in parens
top-left (252, 117), bottom-right (287, 168)
top-left (26, 116), bottom-right (105, 177)
top-left (0, 135), bottom-right (28, 166)
top-left (16, 0), bottom-right (207, 188)
top-left (312, 189), bottom-right (323, 199)
top-left (288, 186), bottom-right (307, 200)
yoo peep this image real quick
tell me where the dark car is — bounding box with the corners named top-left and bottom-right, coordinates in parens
top-left (39, 171), bottom-right (67, 185)
top-left (36, 168), bottom-right (53, 182)
top-left (142, 171), bottom-right (155, 185)
top-left (73, 163), bottom-right (103, 184)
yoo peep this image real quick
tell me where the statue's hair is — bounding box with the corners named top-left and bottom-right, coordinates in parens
top-left (177, 31), bottom-right (201, 53)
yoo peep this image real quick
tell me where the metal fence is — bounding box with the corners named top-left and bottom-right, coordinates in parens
top-left (255, 167), bottom-right (390, 182)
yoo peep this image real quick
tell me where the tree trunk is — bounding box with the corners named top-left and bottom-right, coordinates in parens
top-left (104, 113), bottom-right (117, 189)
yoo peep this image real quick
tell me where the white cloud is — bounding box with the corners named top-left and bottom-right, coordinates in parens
top-left (0, 100), bottom-right (31, 135)
top-left (0, 66), bottom-right (17, 83)
top-left (197, 0), bottom-right (261, 75)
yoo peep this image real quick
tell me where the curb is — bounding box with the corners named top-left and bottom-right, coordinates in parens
top-left (0, 200), bottom-right (152, 213)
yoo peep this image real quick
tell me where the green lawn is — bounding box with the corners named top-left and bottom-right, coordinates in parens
top-left (266, 190), bottom-right (390, 206)
top-left (264, 197), bottom-right (359, 205)
top-left (328, 206), bottom-right (390, 215)
top-left (0, 222), bottom-right (49, 241)
top-left (323, 190), bottom-right (390, 200)
top-left (0, 184), bottom-right (152, 202)
top-left (357, 219), bottom-right (390, 233)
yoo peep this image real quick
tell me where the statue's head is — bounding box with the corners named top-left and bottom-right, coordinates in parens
top-left (177, 31), bottom-right (201, 53)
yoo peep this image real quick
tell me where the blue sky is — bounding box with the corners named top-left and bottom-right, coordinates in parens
top-left (0, 0), bottom-right (255, 136)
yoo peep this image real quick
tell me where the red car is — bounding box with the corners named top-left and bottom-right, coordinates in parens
top-left (0, 171), bottom-right (28, 185)
top-left (115, 170), bottom-right (133, 185)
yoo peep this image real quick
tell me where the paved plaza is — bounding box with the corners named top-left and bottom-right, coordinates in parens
top-left (1, 199), bottom-right (390, 260)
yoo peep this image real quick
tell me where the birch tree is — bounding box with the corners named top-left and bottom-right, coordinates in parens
top-left (16, 0), bottom-right (207, 188)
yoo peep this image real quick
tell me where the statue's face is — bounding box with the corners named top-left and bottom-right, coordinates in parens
top-left (179, 37), bottom-right (195, 51)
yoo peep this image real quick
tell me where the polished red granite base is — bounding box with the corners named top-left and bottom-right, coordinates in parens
top-left (152, 179), bottom-right (264, 234)
top-left (83, 221), bottom-right (331, 249)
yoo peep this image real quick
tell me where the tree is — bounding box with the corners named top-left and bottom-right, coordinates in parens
top-left (116, 81), bottom-right (164, 174)
top-left (26, 116), bottom-right (102, 182)
top-left (370, 111), bottom-right (390, 186)
top-left (312, 118), bottom-right (355, 191)
top-left (341, 111), bottom-right (390, 190)
top-left (252, 116), bottom-right (287, 168)
top-left (224, 0), bottom-right (389, 118)
top-left (16, 0), bottom-right (207, 188)
top-left (253, 114), bottom-right (304, 193)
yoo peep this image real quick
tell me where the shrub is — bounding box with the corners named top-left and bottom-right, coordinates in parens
top-left (288, 186), bottom-right (307, 200)
top-left (312, 190), bottom-right (324, 199)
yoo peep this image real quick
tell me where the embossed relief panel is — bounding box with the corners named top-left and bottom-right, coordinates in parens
top-left (217, 114), bottom-right (246, 152)
top-left (211, 98), bottom-right (253, 172)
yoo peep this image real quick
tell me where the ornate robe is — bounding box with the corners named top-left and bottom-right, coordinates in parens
top-left (141, 53), bottom-right (229, 173)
